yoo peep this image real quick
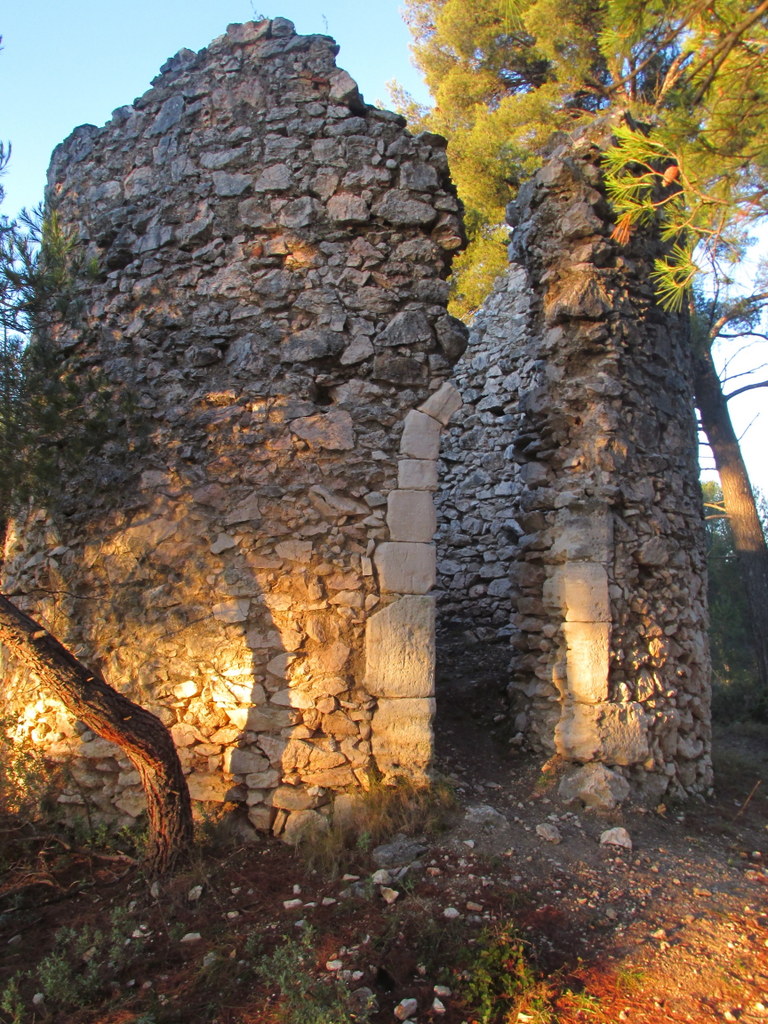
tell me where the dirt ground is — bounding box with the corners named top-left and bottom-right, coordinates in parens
top-left (0, 637), bottom-right (766, 1024)
top-left (433, 636), bottom-right (768, 1024)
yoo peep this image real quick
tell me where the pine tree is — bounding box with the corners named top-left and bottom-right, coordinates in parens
top-left (694, 282), bottom-right (768, 694)
top-left (398, 0), bottom-right (768, 317)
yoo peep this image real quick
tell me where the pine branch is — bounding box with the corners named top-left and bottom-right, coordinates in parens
top-left (688, 0), bottom-right (768, 107)
top-left (605, 0), bottom-right (710, 101)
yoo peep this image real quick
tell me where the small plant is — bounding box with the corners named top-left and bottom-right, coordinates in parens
top-left (0, 714), bottom-right (57, 820)
top-left (563, 987), bottom-right (602, 1018)
top-left (615, 965), bottom-right (645, 992)
top-left (256, 928), bottom-right (373, 1024)
top-left (22, 905), bottom-right (147, 1012)
top-left (0, 977), bottom-right (25, 1024)
top-left (458, 922), bottom-right (554, 1024)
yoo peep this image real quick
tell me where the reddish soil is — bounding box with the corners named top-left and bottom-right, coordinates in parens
top-left (1, 638), bottom-right (766, 1024)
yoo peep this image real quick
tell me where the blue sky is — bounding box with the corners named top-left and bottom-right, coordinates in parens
top-left (0, 0), bottom-right (430, 215)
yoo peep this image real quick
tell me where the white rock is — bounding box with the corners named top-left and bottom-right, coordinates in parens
top-left (536, 823), bottom-right (562, 844)
top-left (400, 409), bottom-right (441, 460)
top-left (398, 458), bottom-right (438, 491)
top-left (558, 763), bottom-right (630, 811)
top-left (180, 932), bottom-right (202, 944)
top-left (210, 533), bottom-right (236, 554)
top-left (443, 907), bottom-right (460, 919)
top-left (292, 410), bottom-right (354, 450)
top-left (417, 381), bottom-right (462, 425)
top-left (370, 697), bottom-right (435, 780)
top-left (599, 827), bottom-right (633, 851)
top-left (187, 885), bottom-right (203, 902)
top-left (364, 596), bottom-right (435, 698)
top-left (386, 489), bottom-right (437, 543)
top-left (395, 998), bottom-right (418, 1021)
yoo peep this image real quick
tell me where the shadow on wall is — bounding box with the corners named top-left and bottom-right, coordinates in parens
top-left (1, 376), bottom-right (465, 842)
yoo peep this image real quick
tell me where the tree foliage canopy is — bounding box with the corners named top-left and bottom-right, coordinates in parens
top-left (399, 0), bottom-right (768, 317)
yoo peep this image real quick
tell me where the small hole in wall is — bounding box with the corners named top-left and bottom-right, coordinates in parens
top-left (313, 383), bottom-right (335, 407)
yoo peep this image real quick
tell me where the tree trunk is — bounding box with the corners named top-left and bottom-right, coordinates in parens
top-left (0, 592), bottom-right (193, 873)
top-left (694, 344), bottom-right (768, 692)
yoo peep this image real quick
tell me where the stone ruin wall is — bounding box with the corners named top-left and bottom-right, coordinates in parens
top-left (1, 23), bottom-right (713, 831)
top-left (0, 19), bottom-right (468, 840)
top-left (435, 265), bottom-right (530, 640)
top-left (437, 129), bottom-right (712, 803)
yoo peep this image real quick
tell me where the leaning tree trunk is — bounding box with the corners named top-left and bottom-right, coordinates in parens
top-left (0, 592), bottom-right (193, 873)
top-left (694, 345), bottom-right (768, 692)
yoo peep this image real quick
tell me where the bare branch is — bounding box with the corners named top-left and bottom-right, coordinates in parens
top-left (725, 379), bottom-right (768, 401)
top-left (737, 411), bottom-right (760, 442)
top-left (719, 332), bottom-right (768, 344)
top-left (718, 361), bottom-right (768, 386)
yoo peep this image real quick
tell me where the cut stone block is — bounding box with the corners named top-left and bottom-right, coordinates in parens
top-left (544, 563), bottom-right (610, 622)
top-left (555, 701), bottom-right (651, 766)
top-left (371, 697), bottom-right (435, 780)
top-left (364, 596), bottom-right (435, 698)
top-left (554, 702), bottom-right (601, 762)
top-left (561, 621), bottom-right (611, 703)
top-left (400, 409), bottom-right (442, 460)
top-left (417, 381), bottom-right (462, 425)
top-left (550, 509), bottom-right (613, 561)
top-left (397, 458), bottom-right (439, 491)
top-left (386, 489), bottom-right (437, 542)
top-left (374, 542), bottom-right (436, 594)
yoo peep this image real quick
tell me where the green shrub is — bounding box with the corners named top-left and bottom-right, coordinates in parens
top-left (459, 922), bottom-right (553, 1024)
top-left (256, 928), bottom-right (374, 1024)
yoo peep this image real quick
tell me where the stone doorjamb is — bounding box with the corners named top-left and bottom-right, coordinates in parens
top-left (364, 381), bottom-right (463, 780)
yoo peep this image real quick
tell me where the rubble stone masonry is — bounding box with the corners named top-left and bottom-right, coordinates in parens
top-left (437, 128), bottom-right (711, 802)
top-left (1, 25), bottom-right (711, 832)
top-left (1, 20), bottom-right (466, 840)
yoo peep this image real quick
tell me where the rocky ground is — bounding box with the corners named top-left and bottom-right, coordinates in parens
top-left (0, 640), bottom-right (766, 1024)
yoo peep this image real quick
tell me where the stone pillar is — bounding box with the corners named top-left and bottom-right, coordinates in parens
top-left (438, 123), bottom-right (711, 802)
top-left (367, 382), bottom-right (461, 780)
